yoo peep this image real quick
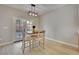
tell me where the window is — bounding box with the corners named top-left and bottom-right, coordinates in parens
top-left (26, 20), bottom-right (32, 33)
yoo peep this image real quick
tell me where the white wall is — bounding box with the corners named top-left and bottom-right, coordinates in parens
top-left (41, 5), bottom-right (79, 46)
top-left (0, 5), bottom-right (40, 44)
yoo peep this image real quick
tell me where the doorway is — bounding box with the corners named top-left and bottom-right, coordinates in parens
top-left (14, 18), bottom-right (33, 42)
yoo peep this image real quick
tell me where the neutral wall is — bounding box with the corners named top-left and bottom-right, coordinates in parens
top-left (41, 5), bottom-right (79, 46)
top-left (0, 5), bottom-right (40, 44)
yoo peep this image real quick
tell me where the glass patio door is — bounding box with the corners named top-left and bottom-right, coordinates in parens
top-left (12, 17), bottom-right (33, 42)
top-left (16, 19), bottom-right (26, 41)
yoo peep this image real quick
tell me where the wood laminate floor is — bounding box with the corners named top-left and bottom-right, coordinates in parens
top-left (0, 39), bottom-right (79, 55)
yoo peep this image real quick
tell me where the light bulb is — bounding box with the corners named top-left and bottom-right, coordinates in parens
top-left (35, 14), bottom-right (37, 16)
top-left (32, 13), bottom-right (35, 16)
top-left (27, 21), bottom-right (30, 24)
top-left (29, 13), bottom-right (32, 16)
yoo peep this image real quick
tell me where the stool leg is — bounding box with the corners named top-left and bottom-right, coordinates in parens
top-left (22, 42), bottom-right (25, 54)
top-left (39, 41), bottom-right (40, 46)
top-left (43, 39), bottom-right (45, 49)
top-left (29, 41), bottom-right (32, 52)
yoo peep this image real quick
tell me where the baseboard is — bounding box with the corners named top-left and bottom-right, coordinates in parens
top-left (0, 37), bottom-right (78, 48)
top-left (45, 37), bottom-right (78, 48)
top-left (0, 41), bottom-right (14, 47)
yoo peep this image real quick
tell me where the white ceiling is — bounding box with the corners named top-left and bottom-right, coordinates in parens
top-left (4, 4), bottom-right (67, 16)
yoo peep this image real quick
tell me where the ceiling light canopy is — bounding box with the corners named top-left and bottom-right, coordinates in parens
top-left (27, 4), bottom-right (38, 17)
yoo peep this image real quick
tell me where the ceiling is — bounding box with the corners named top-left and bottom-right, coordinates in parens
top-left (4, 4), bottom-right (67, 16)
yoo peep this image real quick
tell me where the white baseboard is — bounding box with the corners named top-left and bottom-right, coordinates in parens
top-left (0, 41), bottom-right (14, 47)
top-left (45, 37), bottom-right (78, 48)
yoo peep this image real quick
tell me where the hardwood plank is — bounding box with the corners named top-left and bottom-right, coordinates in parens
top-left (0, 39), bottom-right (79, 55)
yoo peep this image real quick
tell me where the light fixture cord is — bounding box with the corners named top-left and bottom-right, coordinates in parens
top-left (32, 4), bottom-right (35, 16)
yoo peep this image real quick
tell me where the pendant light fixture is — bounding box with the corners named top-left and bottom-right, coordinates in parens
top-left (27, 4), bottom-right (38, 17)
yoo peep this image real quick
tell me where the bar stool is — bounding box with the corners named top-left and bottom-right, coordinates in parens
top-left (22, 33), bottom-right (33, 53)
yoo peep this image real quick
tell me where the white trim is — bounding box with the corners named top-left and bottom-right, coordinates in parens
top-left (45, 37), bottom-right (78, 48)
top-left (0, 41), bottom-right (14, 47)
